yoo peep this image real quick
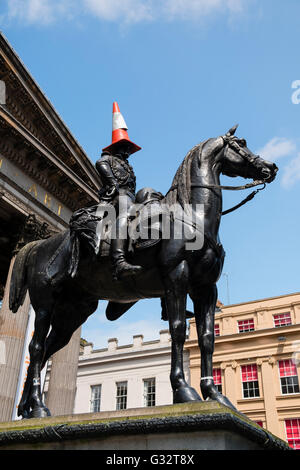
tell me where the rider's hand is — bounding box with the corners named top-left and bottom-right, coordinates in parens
top-left (106, 184), bottom-right (119, 197)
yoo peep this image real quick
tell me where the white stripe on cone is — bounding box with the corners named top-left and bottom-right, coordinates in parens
top-left (112, 112), bottom-right (128, 131)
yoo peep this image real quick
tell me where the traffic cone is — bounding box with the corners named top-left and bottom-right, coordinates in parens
top-left (102, 102), bottom-right (142, 155)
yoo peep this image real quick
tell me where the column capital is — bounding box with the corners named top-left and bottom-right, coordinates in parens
top-left (257, 356), bottom-right (275, 366)
top-left (220, 361), bottom-right (238, 370)
top-left (13, 214), bottom-right (53, 255)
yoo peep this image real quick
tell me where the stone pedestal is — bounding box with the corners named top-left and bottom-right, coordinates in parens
top-left (0, 401), bottom-right (291, 450)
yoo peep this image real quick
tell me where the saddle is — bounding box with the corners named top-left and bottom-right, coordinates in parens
top-left (45, 188), bottom-right (164, 285)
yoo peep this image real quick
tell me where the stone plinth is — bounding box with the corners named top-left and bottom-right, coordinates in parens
top-left (0, 402), bottom-right (291, 450)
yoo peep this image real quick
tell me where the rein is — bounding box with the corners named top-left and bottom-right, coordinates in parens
top-left (166, 179), bottom-right (267, 216)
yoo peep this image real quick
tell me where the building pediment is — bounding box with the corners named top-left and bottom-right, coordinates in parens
top-left (0, 32), bottom-right (100, 211)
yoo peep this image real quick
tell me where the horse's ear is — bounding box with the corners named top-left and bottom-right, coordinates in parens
top-left (226, 124), bottom-right (239, 136)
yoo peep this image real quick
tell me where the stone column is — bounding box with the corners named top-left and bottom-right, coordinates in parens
top-left (46, 327), bottom-right (81, 417)
top-left (258, 358), bottom-right (279, 437)
top-left (0, 257), bottom-right (31, 422)
top-left (0, 214), bottom-right (53, 422)
top-left (222, 361), bottom-right (238, 409)
top-left (293, 303), bottom-right (300, 324)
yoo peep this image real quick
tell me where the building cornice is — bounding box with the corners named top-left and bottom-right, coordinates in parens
top-left (79, 344), bottom-right (173, 366)
top-left (0, 106), bottom-right (98, 204)
top-left (215, 292), bottom-right (300, 312)
top-left (0, 176), bottom-right (68, 229)
top-left (0, 32), bottom-right (100, 192)
top-left (186, 323), bottom-right (300, 354)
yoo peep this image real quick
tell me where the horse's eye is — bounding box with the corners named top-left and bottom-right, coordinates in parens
top-left (239, 139), bottom-right (247, 147)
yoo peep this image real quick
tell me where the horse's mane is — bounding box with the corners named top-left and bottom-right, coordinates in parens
top-left (163, 141), bottom-right (206, 208)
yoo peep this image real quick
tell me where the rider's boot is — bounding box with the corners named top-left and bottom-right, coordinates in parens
top-left (111, 239), bottom-right (142, 281)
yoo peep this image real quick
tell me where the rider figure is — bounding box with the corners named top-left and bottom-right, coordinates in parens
top-left (95, 102), bottom-right (142, 281)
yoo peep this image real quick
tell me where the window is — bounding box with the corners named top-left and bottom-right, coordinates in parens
top-left (238, 319), bottom-right (254, 333)
top-left (143, 378), bottom-right (156, 407)
top-left (285, 419), bottom-right (300, 449)
top-left (90, 385), bottom-right (101, 412)
top-left (213, 368), bottom-right (222, 393)
top-left (279, 360), bottom-right (300, 395)
top-left (273, 313), bottom-right (292, 328)
top-left (214, 324), bottom-right (220, 337)
top-left (241, 364), bottom-right (260, 398)
top-left (116, 381), bottom-right (127, 410)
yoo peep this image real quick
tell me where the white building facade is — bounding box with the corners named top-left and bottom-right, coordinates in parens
top-left (72, 330), bottom-right (190, 414)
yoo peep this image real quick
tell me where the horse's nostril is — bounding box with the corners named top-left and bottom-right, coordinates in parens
top-left (262, 168), bottom-right (271, 177)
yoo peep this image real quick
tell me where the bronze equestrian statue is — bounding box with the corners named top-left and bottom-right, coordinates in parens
top-left (9, 115), bottom-right (278, 419)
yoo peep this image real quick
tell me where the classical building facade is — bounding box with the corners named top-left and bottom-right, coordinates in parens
top-left (43, 330), bottom-right (190, 415)
top-left (185, 292), bottom-right (300, 449)
top-left (0, 32), bottom-right (100, 421)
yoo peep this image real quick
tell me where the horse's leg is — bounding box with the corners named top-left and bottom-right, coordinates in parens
top-left (18, 309), bottom-right (52, 418)
top-left (191, 284), bottom-right (237, 411)
top-left (164, 261), bottom-right (201, 403)
top-left (161, 297), bottom-right (194, 321)
top-left (41, 300), bottom-right (98, 369)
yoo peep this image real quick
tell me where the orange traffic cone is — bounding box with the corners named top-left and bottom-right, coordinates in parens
top-left (102, 102), bottom-right (142, 155)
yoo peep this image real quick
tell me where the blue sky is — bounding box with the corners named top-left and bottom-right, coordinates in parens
top-left (1, 0), bottom-right (300, 348)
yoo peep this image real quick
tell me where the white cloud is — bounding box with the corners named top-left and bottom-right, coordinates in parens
top-left (3, 0), bottom-right (248, 26)
top-left (257, 137), bottom-right (296, 162)
top-left (5, 0), bottom-right (76, 25)
top-left (281, 153), bottom-right (300, 189)
top-left (6, 0), bottom-right (53, 24)
top-left (163, 0), bottom-right (244, 20)
top-left (84, 0), bottom-right (153, 24)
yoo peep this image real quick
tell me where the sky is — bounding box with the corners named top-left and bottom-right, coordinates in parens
top-left (1, 0), bottom-right (300, 348)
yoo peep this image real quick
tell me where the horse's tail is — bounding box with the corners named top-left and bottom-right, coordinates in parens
top-left (9, 240), bottom-right (40, 313)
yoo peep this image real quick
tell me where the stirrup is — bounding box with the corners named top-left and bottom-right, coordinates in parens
top-left (113, 262), bottom-right (142, 281)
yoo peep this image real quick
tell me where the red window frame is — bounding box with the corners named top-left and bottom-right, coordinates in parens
top-left (241, 364), bottom-right (258, 382)
top-left (285, 419), bottom-right (300, 449)
top-left (241, 364), bottom-right (260, 398)
top-left (279, 360), bottom-right (297, 378)
top-left (214, 324), bottom-right (220, 337)
top-left (213, 368), bottom-right (222, 385)
top-left (278, 359), bottom-right (299, 395)
top-left (273, 313), bottom-right (292, 328)
top-left (238, 319), bottom-right (254, 333)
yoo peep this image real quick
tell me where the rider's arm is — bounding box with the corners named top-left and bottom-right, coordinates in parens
top-left (95, 158), bottom-right (119, 196)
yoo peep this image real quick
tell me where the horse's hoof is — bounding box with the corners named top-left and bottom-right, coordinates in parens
top-left (216, 395), bottom-right (238, 412)
top-left (18, 409), bottom-right (30, 420)
top-left (173, 386), bottom-right (202, 403)
top-left (205, 391), bottom-right (238, 412)
top-left (29, 407), bottom-right (51, 419)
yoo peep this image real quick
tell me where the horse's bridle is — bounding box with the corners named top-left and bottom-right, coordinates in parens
top-left (167, 136), bottom-right (269, 216)
top-left (191, 136), bottom-right (269, 215)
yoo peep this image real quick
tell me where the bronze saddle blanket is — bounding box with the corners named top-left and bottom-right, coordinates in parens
top-left (70, 200), bottom-right (164, 257)
top-left (45, 200), bottom-right (164, 285)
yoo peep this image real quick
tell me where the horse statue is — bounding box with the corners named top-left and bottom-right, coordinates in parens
top-left (9, 125), bottom-right (278, 419)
